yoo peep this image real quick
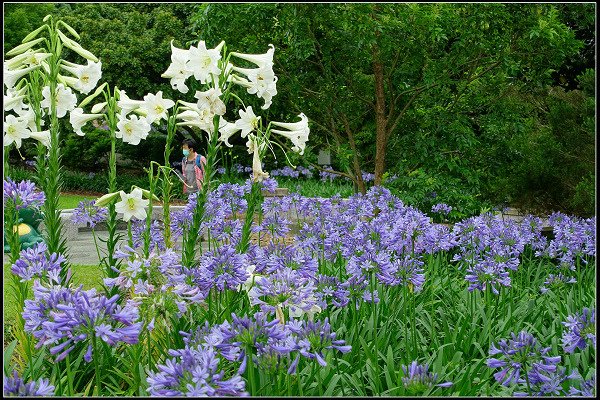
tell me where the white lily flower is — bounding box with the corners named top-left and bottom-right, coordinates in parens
top-left (231, 65), bottom-right (277, 109)
top-left (235, 106), bottom-right (260, 138)
top-left (195, 87), bottom-right (225, 116)
top-left (270, 113), bottom-right (310, 155)
top-left (29, 129), bottom-right (51, 148)
top-left (4, 87), bottom-right (28, 112)
top-left (4, 64), bottom-right (42, 89)
top-left (114, 188), bottom-right (149, 222)
top-left (4, 114), bottom-right (31, 148)
top-left (218, 117), bottom-right (241, 148)
top-left (289, 301), bottom-right (322, 321)
top-left (117, 90), bottom-right (145, 115)
top-left (69, 108), bottom-right (104, 136)
top-left (176, 106), bottom-right (215, 134)
top-left (15, 106), bottom-right (38, 132)
top-left (116, 113), bottom-right (151, 145)
top-left (187, 40), bottom-right (221, 84)
top-left (60, 60), bottom-right (102, 94)
top-left (250, 135), bottom-right (269, 183)
top-left (140, 91), bottom-right (175, 124)
top-left (5, 51), bottom-right (34, 70)
top-left (40, 83), bottom-right (77, 118)
top-left (230, 44), bottom-right (275, 69)
top-left (23, 51), bottom-right (52, 67)
top-left (162, 40), bottom-right (193, 94)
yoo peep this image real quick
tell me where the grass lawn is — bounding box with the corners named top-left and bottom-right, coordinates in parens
top-left (58, 193), bottom-right (98, 209)
top-left (3, 262), bottom-right (104, 341)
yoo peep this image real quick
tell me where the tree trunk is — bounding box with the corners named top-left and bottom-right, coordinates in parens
top-left (373, 44), bottom-right (388, 186)
top-left (342, 113), bottom-right (366, 194)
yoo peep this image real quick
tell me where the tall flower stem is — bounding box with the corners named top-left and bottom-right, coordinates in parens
top-left (161, 108), bottom-right (178, 248)
top-left (92, 335), bottom-right (102, 395)
top-left (143, 162), bottom-right (159, 258)
top-left (102, 89), bottom-right (121, 297)
top-left (181, 114), bottom-right (219, 267)
top-left (43, 17), bottom-right (70, 282)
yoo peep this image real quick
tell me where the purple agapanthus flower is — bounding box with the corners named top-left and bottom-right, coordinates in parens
top-left (197, 246), bottom-right (248, 292)
top-left (247, 267), bottom-right (317, 316)
top-left (215, 312), bottom-right (291, 367)
top-left (3, 178), bottom-right (46, 210)
top-left (286, 318), bottom-right (351, 370)
top-left (146, 344), bottom-right (248, 396)
top-left (562, 308), bottom-right (596, 353)
top-left (568, 376), bottom-right (596, 396)
top-left (131, 219), bottom-right (166, 252)
top-left (539, 273), bottom-right (577, 294)
top-left (431, 203), bottom-right (452, 215)
top-left (3, 370), bottom-right (55, 397)
top-left (465, 255), bottom-right (511, 295)
top-left (400, 360), bottom-right (453, 394)
top-left (486, 331), bottom-right (562, 387)
top-left (313, 274), bottom-right (350, 309)
top-left (513, 365), bottom-right (581, 396)
top-left (71, 200), bottom-right (108, 228)
top-left (22, 281), bottom-right (141, 362)
top-left (11, 242), bottom-right (67, 285)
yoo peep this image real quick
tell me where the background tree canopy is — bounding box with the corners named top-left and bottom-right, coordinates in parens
top-left (4, 3), bottom-right (595, 217)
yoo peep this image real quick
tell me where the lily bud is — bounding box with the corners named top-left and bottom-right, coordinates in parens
top-left (57, 30), bottom-right (99, 62)
top-left (6, 37), bottom-right (46, 57)
top-left (131, 186), bottom-right (160, 202)
top-left (94, 191), bottom-right (122, 207)
top-left (58, 20), bottom-right (80, 40)
top-left (91, 102), bottom-right (107, 114)
top-left (79, 82), bottom-right (108, 108)
top-left (21, 24), bottom-right (49, 43)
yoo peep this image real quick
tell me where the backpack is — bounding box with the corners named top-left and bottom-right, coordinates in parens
top-left (183, 154), bottom-right (205, 176)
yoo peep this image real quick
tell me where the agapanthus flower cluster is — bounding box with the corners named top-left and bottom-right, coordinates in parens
top-left (248, 267), bottom-right (317, 319)
top-left (562, 308), bottom-right (596, 353)
top-left (11, 242), bottom-right (67, 284)
top-left (431, 203), bottom-right (452, 215)
top-left (131, 218), bottom-right (166, 252)
top-left (545, 213), bottom-right (596, 270)
top-left (568, 376), bottom-right (596, 396)
top-left (23, 281), bottom-right (141, 362)
top-left (70, 199), bottom-right (108, 228)
top-left (400, 360), bottom-right (453, 394)
top-left (3, 370), bottom-right (55, 397)
top-left (215, 312), bottom-right (291, 367)
top-left (452, 214), bottom-right (540, 294)
top-left (3, 178), bottom-right (46, 210)
top-left (286, 318), bottom-right (351, 370)
top-left (197, 245), bottom-right (249, 292)
top-left (539, 273), bottom-right (576, 294)
top-left (512, 365), bottom-right (582, 396)
top-left (486, 331), bottom-right (562, 387)
top-left (146, 344), bottom-right (247, 396)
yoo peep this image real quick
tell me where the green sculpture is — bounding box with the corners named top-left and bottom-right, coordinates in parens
top-left (3, 207), bottom-right (45, 253)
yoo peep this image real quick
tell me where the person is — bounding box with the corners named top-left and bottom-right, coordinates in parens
top-left (181, 138), bottom-right (207, 196)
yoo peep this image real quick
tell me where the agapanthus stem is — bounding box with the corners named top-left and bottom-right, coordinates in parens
top-left (92, 335), bottom-right (102, 395)
top-left (65, 352), bottom-right (74, 396)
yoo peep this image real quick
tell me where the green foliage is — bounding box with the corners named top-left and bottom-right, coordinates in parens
top-left (4, 3), bottom-right (595, 217)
